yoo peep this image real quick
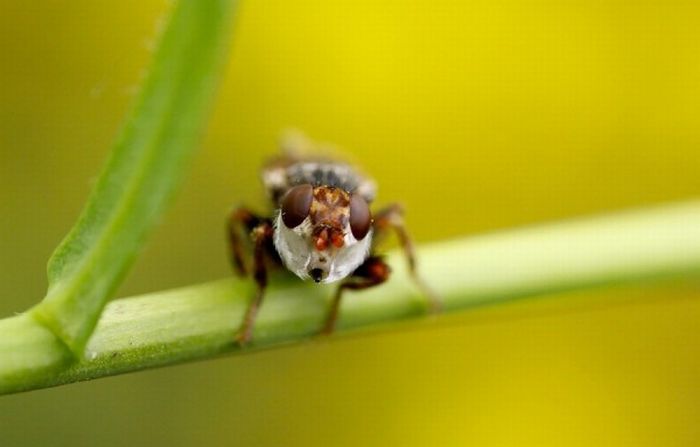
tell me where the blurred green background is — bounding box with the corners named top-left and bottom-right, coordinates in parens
top-left (1, 0), bottom-right (700, 445)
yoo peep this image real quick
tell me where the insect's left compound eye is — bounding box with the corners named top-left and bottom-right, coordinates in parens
top-left (281, 184), bottom-right (313, 228)
top-left (349, 194), bottom-right (372, 240)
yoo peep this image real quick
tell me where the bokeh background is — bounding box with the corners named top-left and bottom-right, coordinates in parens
top-left (2, 0), bottom-right (700, 445)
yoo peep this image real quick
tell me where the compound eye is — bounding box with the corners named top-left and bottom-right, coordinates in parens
top-left (349, 194), bottom-right (371, 240)
top-left (281, 184), bottom-right (313, 228)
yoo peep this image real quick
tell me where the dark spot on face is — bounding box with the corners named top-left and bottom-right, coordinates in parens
top-left (319, 257), bottom-right (327, 263)
top-left (280, 184), bottom-right (313, 228)
top-left (309, 268), bottom-right (324, 283)
top-left (349, 194), bottom-right (371, 240)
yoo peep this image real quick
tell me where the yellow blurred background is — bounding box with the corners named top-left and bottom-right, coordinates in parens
top-left (1, 0), bottom-right (700, 445)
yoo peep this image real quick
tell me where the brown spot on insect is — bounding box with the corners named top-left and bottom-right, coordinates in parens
top-left (226, 134), bottom-right (440, 345)
top-left (309, 186), bottom-right (350, 229)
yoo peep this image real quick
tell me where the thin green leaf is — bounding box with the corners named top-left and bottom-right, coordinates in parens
top-left (31, 0), bottom-right (237, 356)
top-left (3, 200), bottom-right (699, 394)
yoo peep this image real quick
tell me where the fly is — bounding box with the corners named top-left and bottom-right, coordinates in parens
top-left (227, 133), bottom-right (439, 344)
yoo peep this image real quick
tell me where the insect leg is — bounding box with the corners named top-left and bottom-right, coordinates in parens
top-left (373, 203), bottom-right (441, 312)
top-left (321, 256), bottom-right (391, 335)
top-left (226, 207), bottom-right (264, 276)
top-left (235, 221), bottom-right (274, 345)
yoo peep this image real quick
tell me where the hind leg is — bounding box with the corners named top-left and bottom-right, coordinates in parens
top-left (373, 204), bottom-right (441, 312)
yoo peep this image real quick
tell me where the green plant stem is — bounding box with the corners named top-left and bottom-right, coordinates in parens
top-left (2, 200), bottom-right (700, 395)
top-left (31, 0), bottom-right (236, 356)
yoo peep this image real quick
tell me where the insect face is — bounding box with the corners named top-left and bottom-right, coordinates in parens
top-left (274, 185), bottom-right (373, 283)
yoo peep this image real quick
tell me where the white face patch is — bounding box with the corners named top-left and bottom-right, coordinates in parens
top-left (273, 213), bottom-right (372, 283)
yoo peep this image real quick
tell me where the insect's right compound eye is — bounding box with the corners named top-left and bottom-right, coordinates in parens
top-left (280, 184), bottom-right (313, 228)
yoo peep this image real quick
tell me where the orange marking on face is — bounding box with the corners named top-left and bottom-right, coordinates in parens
top-left (331, 231), bottom-right (345, 248)
top-left (315, 237), bottom-right (328, 251)
top-left (315, 228), bottom-right (329, 251)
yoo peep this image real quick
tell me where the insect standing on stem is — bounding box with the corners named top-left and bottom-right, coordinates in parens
top-left (227, 133), bottom-right (439, 344)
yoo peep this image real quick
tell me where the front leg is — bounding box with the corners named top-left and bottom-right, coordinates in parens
top-left (227, 207), bottom-right (275, 345)
top-left (234, 221), bottom-right (274, 345)
top-left (321, 256), bottom-right (391, 335)
top-left (227, 207), bottom-right (265, 276)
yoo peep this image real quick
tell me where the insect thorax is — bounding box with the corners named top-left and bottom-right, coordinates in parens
top-left (262, 159), bottom-right (376, 204)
